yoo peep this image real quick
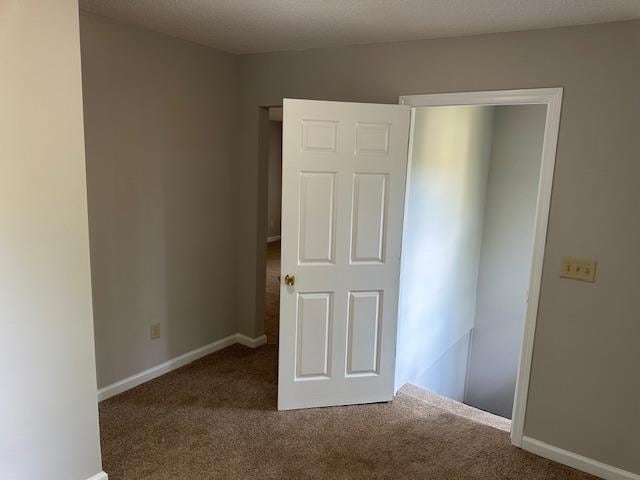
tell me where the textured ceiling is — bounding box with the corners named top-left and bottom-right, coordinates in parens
top-left (79, 0), bottom-right (640, 54)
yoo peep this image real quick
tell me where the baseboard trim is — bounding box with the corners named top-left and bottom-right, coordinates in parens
top-left (98, 333), bottom-right (242, 402)
top-left (522, 437), bottom-right (640, 480)
top-left (86, 472), bottom-right (108, 480)
top-left (267, 235), bottom-right (281, 243)
top-left (237, 333), bottom-right (268, 348)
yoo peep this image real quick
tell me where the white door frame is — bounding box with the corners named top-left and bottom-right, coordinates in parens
top-left (398, 88), bottom-right (563, 448)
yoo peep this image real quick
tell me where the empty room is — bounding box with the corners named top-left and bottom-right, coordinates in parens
top-left (2, 1), bottom-right (639, 480)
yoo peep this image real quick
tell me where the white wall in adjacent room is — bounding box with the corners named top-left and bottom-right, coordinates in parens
top-left (396, 106), bottom-right (495, 399)
top-left (465, 105), bottom-right (547, 418)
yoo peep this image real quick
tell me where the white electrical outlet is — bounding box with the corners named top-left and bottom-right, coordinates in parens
top-left (150, 323), bottom-right (161, 340)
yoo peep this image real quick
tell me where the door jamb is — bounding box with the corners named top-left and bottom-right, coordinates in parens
top-left (398, 88), bottom-right (564, 448)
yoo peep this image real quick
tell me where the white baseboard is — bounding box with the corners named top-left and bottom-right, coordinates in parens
top-left (97, 333), bottom-right (266, 402)
top-left (522, 437), bottom-right (640, 480)
top-left (237, 333), bottom-right (268, 348)
top-left (267, 235), bottom-right (281, 243)
top-left (86, 472), bottom-right (108, 480)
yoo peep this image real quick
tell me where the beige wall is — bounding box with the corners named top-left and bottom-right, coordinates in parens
top-left (235, 20), bottom-right (640, 474)
top-left (0, 1), bottom-right (103, 479)
top-left (80, 12), bottom-right (239, 388)
top-left (77, 12), bottom-right (639, 475)
top-left (267, 121), bottom-right (283, 238)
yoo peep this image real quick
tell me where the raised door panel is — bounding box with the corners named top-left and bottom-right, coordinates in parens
top-left (302, 120), bottom-right (338, 152)
top-left (350, 173), bottom-right (387, 264)
top-left (346, 291), bottom-right (383, 376)
top-left (298, 172), bottom-right (336, 264)
top-left (355, 122), bottom-right (391, 155)
top-left (296, 292), bottom-right (333, 379)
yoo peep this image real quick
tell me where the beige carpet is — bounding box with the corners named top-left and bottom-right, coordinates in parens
top-left (99, 344), bottom-right (597, 480)
top-left (401, 384), bottom-right (512, 432)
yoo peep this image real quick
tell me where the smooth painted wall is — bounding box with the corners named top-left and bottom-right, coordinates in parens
top-left (396, 106), bottom-right (494, 400)
top-left (80, 12), bottom-right (239, 388)
top-left (236, 20), bottom-right (640, 474)
top-left (465, 105), bottom-right (547, 419)
top-left (267, 121), bottom-right (283, 238)
top-left (0, 1), bottom-right (103, 479)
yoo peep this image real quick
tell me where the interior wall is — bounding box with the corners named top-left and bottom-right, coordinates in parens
top-left (0, 1), bottom-right (103, 479)
top-left (465, 105), bottom-right (547, 419)
top-left (80, 12), bottom-right (239, 388)
top-left (396, 106), bottom-right (495, 400)
top-left (235, 20), bottom-right (640, 474)
top-left (267, 121), bottom-right (283, 238)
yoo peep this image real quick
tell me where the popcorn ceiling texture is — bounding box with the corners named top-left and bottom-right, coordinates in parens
top-left (79, 0), bottom-right (640, 54)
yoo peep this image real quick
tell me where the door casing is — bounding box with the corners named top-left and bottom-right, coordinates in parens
top-left (399, 88), bottom-right (563, 448)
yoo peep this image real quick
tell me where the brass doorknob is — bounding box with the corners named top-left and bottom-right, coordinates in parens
top-left (284, 274), bottom-right (295, 286)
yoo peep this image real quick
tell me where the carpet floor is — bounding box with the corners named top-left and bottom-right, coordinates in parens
top-left (264, 239), bottom-right (280, 345)
top-left (99, 344), bottom-right (597, 480)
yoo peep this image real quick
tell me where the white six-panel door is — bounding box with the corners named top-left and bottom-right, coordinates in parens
top-left (278, 99), bottom-right (410, 410)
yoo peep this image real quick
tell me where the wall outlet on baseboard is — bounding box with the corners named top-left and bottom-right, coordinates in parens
top-left (150, 323), bottom-right (161, 340)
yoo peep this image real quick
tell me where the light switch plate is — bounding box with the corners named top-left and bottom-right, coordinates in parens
top-left (150, 323), bottom-right (161, 340)
top-left (560, 257), bottom-right (597, 283)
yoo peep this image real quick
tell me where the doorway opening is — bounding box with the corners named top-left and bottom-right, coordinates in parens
top-left (396, 90), bottom-right (562, 446)
top-left (258, 89), bottom-right (562, 447)
top-left (264, 106), bottom-right (283, 345)
top-left (396, 102), bottom-right (548, 433)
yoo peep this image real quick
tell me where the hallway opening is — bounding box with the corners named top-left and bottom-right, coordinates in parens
top-left (396, 102), bottom-right (548, 428)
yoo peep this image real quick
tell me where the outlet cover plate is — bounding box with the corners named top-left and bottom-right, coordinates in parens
top-left (150, 323), bottom-right (161, 340)
top-left (560, 257), bottom-right (597, 283)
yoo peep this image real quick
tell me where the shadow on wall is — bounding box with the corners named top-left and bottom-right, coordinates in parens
top-left (396, 104), bottom-right (546, 419)
top-left (396, 106), bottom-right (495, 400)
top-left (464, 104), bottom-right (546, 418)
top-left (80, 11), bottom-right (238, 389)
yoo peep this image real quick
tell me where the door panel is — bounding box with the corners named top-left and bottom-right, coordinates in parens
top-left (298, 173), bottom-right (336, 264)
top-left (278, 99), bottom-right (410, 410)
top-left (355, 122), bottom-right (391, 155)
top-left (295, 292), bottom-right (333, 379)
top-left (350, 173), bottom-right (388, 264)
top-left (346, 290), bottom-right (383, 376)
